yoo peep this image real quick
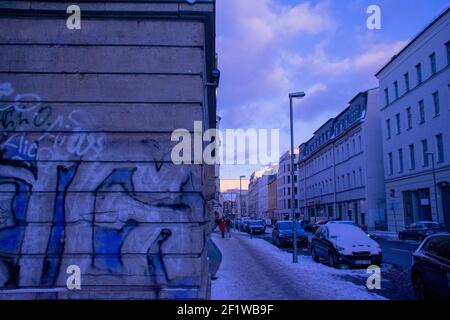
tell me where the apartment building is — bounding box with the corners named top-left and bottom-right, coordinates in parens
top-left (376, 8), bottom-right (450, 231)
top-left (248, 165), bottom-right (278, 219)
top-left (276, 150), bottom-right (300, 221)
top-left (298, 89), bottom-right (386, 229)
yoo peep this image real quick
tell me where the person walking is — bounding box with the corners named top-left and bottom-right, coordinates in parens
top-left (225, 217), bottom-right (232, 238)
top-left (218, 219), bottom-right (226, 238)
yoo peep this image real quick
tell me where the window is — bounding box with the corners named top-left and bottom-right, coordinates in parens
top-left (436, 134), bottom-right (444, 163)
top-left (394, 81), bottom-right (399, 100)
top-left (416, 63), bottom-right (422, 85)
top-left (433, 91), bottom-right (440, 116)
top-left (429, 52), bottom-right (437, 75)
top-left (388, 152), bottom-right (393, 176)
top-left (347, 173), bottom-right (351, 188)
top-left (404, 73), bottom-right (410, 92)
top-left (384, 88), bottom-right (389, 106)
top-left (406, 107), bottom-right (412, 129)
top-left (358, 168), bottom-right (363, 186)
top-left (395, 113), bottom-right (401, 135)
top-left (423, 235), bottom-right (450, 260)
top-left (422, 139), bottom-right (429, 167)
top-left (409, 144), bottom-right (415, 170)
top-left (386, 119), bottom-right (391, 139)
top-left (358, 136), bottom-right (362, 151)
top-left (398, 148), bottom-right (404, 173)
top-left (447, 41), bottom-right (450, 65)
top-left (419, 100), bottom-right (425, 124)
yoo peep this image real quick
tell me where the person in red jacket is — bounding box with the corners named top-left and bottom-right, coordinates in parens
top-left (218, 219), bottom-right (226, 238)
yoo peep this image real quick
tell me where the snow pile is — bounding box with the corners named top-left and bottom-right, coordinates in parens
top-left (211, 232), bottom-right (386, 300)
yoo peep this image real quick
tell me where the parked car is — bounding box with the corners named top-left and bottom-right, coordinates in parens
top-left (300, 219), bottom-right (310, 230)
top-left (272, 221), bottom-right (308, 247)
top-left (399, 221), bottom-right (447, 242)
top-left (233, 217), bottom-right (242, 229)
top-left (245, 220), bottom-right (266, 234)
top-left (239, 218), bottom-right (249, 232)
top-left (411, 233), bottom-right (450, 300)
top-left (327, 220), bottom-right (358, 227)
top-left (309, 219), bottom-right (328, 233)
top-left (311, 224), bottom-right (382, 268)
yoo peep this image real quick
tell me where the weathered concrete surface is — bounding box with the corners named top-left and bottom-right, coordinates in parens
top-left (0, 0), bottom-right (216, 299)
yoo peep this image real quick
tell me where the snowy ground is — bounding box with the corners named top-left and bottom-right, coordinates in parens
top-left (211, 231), bottom-right (386, 300)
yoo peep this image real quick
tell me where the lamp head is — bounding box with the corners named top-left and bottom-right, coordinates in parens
top-left (289, 92), bottom-right (306, 99)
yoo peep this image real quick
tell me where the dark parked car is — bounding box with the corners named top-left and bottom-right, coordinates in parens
top-left (411, 234), bottom-right (450, 300)
top-left (245, 220), bottom-right (266, 234)
top-left (272, 221), bottom-right (308, 247)
top-left (399, 221), bottom-right (447, 241)
top-left (308, 219), bottom-right (328, 233)
top-left (311, 224), bottom-right (382, 268)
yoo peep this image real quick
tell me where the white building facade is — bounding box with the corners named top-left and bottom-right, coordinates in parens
top-left (248, 165), bottom-right (278, 219)
top-left (276, 150), bottom-right (299, 220)
top-left (298, 89), bottom-right (386, 229)
top-left (376, 9), bottom-right (450, 231)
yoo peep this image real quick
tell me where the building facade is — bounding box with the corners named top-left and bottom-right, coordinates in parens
top-left (298, 89), bottom-right (386, 229)
top-left (376, 8), bottom-right (450, 231)
top-left (248, 165), bottom-right (278, 219)
top-left (267, 175), bottom-right (277, 222)
top-left (0, 0), bottom-right (216, 299)
top-left (276, 150), bottom-right (299, 220)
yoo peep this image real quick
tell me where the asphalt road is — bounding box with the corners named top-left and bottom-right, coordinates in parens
top-left (372, 237), bottom-right (420, 269)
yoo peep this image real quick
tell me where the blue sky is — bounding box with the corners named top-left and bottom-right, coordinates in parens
top-left (217, 0), bottom-right (449, 180)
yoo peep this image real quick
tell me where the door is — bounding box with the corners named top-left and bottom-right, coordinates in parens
top-left (421, 236), bottom-right (450, 297)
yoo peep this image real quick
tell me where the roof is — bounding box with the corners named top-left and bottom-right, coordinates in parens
top-left (375, 6), bottom-right (450, 77)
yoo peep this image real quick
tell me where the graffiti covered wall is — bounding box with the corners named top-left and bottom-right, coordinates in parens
top-left (0, 1), bottom-right (216, 299)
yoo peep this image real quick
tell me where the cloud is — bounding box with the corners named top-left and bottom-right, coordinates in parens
top-left (216, 0), bottom-right (409, 178)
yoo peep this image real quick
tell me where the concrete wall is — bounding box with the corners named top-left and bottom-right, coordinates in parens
top-left (0, 1), bottom-right (216, 299)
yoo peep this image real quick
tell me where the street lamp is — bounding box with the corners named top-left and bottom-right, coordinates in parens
top-left (239, 175), bottom-right (246, 217)
top-left (426, 152), bottom-right (440, 224)
top-left (289, 91), bottom-right (306, 263)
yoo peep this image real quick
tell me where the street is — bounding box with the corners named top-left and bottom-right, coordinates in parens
top-left (211, 230), bottom-right (385, 300)
top-left (211, 227), bottom-right (419, 300)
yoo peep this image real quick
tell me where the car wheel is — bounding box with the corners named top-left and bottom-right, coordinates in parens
top-left (311, 246), bottom-right (319, 262)
top-left (328, 251), bottom-right (336, 268)
top-left (412, 272), bottom-right (429, 300)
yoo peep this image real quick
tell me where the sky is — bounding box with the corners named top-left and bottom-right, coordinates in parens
top-left (216, 0), bottom-right (450, 180)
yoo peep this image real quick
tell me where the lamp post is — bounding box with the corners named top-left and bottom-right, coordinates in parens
top-left (426, 152), bottom-right (440, 224)
top-left (239, 175), bottom-right (245, 217)
top-left (289, 91), bottom-right (306, 263)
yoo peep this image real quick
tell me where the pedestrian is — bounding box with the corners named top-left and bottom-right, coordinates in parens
top-left (225, 217), bottom-right (232, 238)
top-left (218, 219), bottom-right (226, 238)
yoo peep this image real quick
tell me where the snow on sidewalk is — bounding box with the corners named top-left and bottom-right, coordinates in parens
top-left (211, 231), bottom-right (385, 300)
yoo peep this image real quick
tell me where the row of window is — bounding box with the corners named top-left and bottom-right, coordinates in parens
top-left (387, 134), bottom-right (445, 176)
top-left (386, 91), bottom-right (442, 138)
top-left (384, 41), bottom-right (450, 106)
top-left (300, 167), bottom-right (363, 199)
top-left (303, 134), bottom-right (363, 177)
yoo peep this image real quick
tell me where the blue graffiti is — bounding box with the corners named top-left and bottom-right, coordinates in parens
top-left (0, 178), bottom-right (31, 287)
top-left (40, 164), bottom-right (78, 287)
top-left (93, 219), bottom-right (138, 272)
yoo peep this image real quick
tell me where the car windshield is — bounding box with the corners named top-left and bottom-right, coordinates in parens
top-left (249, 221), bottom-right (263, 226)
top-left (278, 221), bottom-right (303, 230)
top-left (422, 223), bottom-right (442, 229)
